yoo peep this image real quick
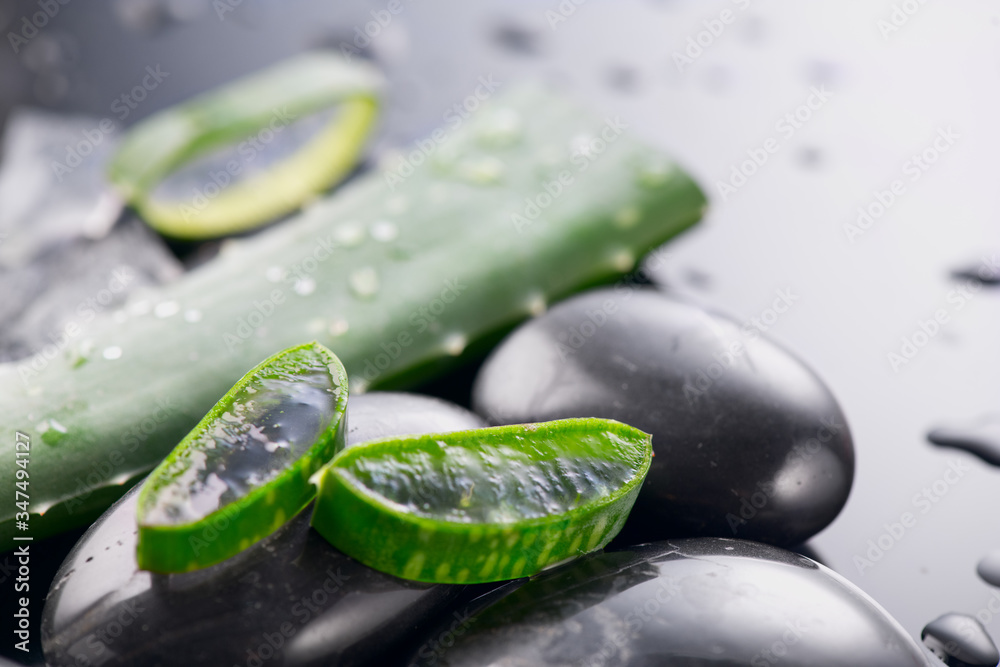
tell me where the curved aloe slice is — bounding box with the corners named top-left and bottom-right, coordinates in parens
top-left (311, 418), bottom-right (652, 583)
top-left (108, 52), bottom-right (381, 239)
top-left (135, 342), bottom-right (348, 573)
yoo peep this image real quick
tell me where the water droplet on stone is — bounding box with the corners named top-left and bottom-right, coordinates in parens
top-left (334, 221), bottom-right (365, 247)
top-left (184, 309), bottom-right (202, 323)
top-left (443, 333), bottom-right (467, 356)
top-left (293, 278), bottom-right (316, 296)
top-left (370, 220), bottom-right (399, 242)
top-left (103, 346), bottom-right (123, 360)
top-left (154, 301), bottom-right (180, 318)
top-left (928, 414), bottom-right (1000, 466)
top-left (922, 613), bottom-right (999, 666)
top-left (977, 550), bottom-right (1000, 587)
top-left (265, 266), bottom-right (286, 283)
top-left (349, 267), bottom-right (379, 299)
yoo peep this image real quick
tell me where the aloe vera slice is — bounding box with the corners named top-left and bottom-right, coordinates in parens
top-left (135, 341), bottom-right (348, 573)
top-left (108, 52), bottom-right (381, 239)
top-left (311, 418), bottom-right (652, 583)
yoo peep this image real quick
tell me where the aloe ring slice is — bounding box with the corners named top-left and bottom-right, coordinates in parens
top-left (310, 418), bottom-right (652, 584)
top-left (135, 341), bottom-right (348, 573)
top-left (108, 51), bottom-right (382, 239)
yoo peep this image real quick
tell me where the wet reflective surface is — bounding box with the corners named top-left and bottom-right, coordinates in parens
top-left (922, 613), bottom-right (998, 667)
top-left (41, 393), bottom-right (494, 667)
top-left (473, 288), bottom-right (854, 547)
top-left (410, 538), bottom-right (932, 667)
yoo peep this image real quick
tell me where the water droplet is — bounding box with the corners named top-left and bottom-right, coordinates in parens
top-left (329, 319), bottom-right (350, 337)
top-left (477, 108), bottom-right (523, 148)
top-left (184, 309), bottom-right (202, 323)
top-left (307, 319), bottom-right (325, 334)
top-left (37, 418), bottom-right (68, 445)
top-left (977, 550), bottom-right (1000, 586)
top-left (526, 293), bottom-right (546, 316)
top-left (614, 206), bottom-right (640, 228)
top-left (127, 300), bottom-right (151, 316)
top-left (370, 220), bottom-right (399, 243)
top-left (385, 195), bottom-right (409, 215)
top-left (459, 156), bottom-right (505, 185)
top-left (103, 346), bottom-right (123, 360)
top-left (637, 158), bottom-right (676, 188)
top-left (154, 301), bottom-right (180, 318)
top-left (334, 222), bottom-right (366, 247)
top-left (293, 278), bottom-right (316, 296)
top-left (265, 266), bottom-right (286, 283)
top-left (349, 267), bottom-right (380, 299)
top-left (112, 310), bottom-right (128, 324)
top-left (570, 134), bottom-right (595, 157)
top-left (610, 249), bottom-right (635, 272)
top-left (443, 333), bottom-right (467, 356)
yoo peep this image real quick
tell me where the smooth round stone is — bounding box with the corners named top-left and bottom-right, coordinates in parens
top-left (345, 391), bottom-right (486, 447)
top-left (471, 288), bottom-right (855, 547)
top-left (42, 394), bottom-right (490, 667)
top-left (410, 538), bottom-right (932, 667)
top-left (977, 549), bottom-right (1000, 587)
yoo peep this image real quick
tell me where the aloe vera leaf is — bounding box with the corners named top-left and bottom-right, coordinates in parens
top-left (108, 51), bottom-right (382, 239)
top-left (135, 341), bottom-right (347, 573)
top-left (0, 84), bottom-right (706, 544)
top-left (311, 418), bottom-right (652, 583)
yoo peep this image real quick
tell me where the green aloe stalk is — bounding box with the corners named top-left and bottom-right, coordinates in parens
top-left (0, 84), bottom-right (706, 544)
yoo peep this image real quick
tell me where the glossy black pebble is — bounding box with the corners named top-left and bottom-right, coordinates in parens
top-left (921, 613), bottom-right (999, 667)
top-left (928, 415), bottom-right (1000, 468)
top-left (345, 391), bottom-right (485, 447)
top-left (472, 288), bottom-right (855, 546)
top-left (977, 550), bottom-right (1000, 588)
top-left (41, 394), bottom-right (490, 667)
top-left (410, 538), bottom-right (932, 667)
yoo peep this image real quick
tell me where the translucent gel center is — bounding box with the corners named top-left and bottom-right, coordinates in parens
top-left (343, 431), bottom-right (639, 523)
top-left (142, 363), bottom-right (339, 525)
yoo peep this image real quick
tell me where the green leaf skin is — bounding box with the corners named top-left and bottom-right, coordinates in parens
top-left (0, 84), bottom-right (706, 545)
top-left (311, 418), bottom-right (652, 583)
top-left (108, 52), bottom-right (382, 239)
top-left (135, 342), bottom-right (348, 573)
